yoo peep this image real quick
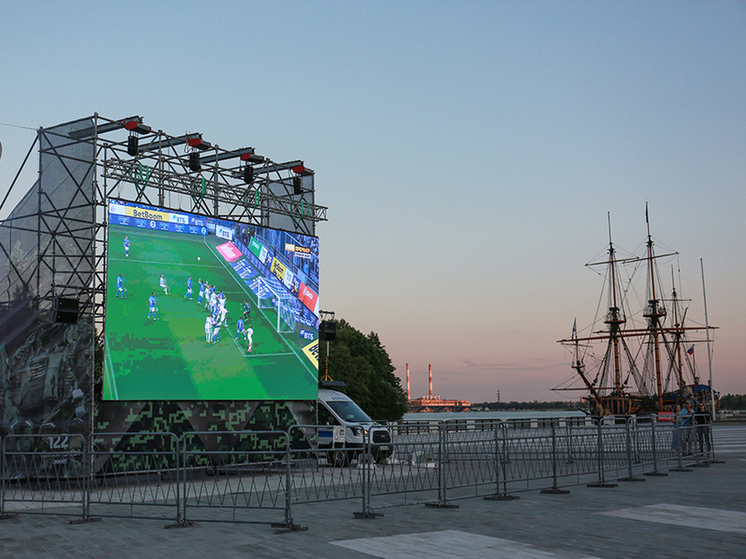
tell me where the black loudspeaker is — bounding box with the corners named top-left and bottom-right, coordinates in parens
top-left (189, 151), bottom-right (201, 172)
top-left (127, 135), bottom-right (139, 156)
top-left (243, 165), bottom-right (254, 184)
top-left (320, 320), bottom-right (336, 341)
top-left (293, 176), bottom-right (302, 195)
top-left (55, 298), bottom-right (79, 324)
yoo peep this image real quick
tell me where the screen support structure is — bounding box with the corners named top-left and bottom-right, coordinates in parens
top-left (0, 113), bottom-right (327, 436)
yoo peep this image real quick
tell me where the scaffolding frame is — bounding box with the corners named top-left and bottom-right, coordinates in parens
top-left (0, 113), bottom-right (327, 435)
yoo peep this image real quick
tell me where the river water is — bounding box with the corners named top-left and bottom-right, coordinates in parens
top-left (402, 409), bottom-right (587, 422)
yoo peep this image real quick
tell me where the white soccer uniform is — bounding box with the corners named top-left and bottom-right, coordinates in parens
top-left (246, 327), bottom-right (254, 352)
top-left (204, 316), bottom-right (213, 342)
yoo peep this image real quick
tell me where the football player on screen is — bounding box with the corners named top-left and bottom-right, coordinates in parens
top-left (246, 326), bottom-right (254, 353)
top-left (160, 274), bottom-right (169, 295)
top-left (123, 236), bottom-right (130, 257)
top-left (147, 293), bottom-right (159, 320)
top-left (204, 315), bottom-right (213, 343)
top-left (197, 279), bottom-right (206, 305)
top-left (212, 319), bottom-right (222, 344)
top-left (116, 274), bottom-right (125, 299)
top-left (184, 276), bottom-right (193, 300)
top-left (236, 317), bottom-right (247, 340)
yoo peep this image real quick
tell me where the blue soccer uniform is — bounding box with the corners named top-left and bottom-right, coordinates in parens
top-left (197, 279), bottom-right (205, 304)
top-left (147, 293), bottom-right (158, 319)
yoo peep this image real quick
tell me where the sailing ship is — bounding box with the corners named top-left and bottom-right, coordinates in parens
top-left (556, 207), bottom-right (717, 416)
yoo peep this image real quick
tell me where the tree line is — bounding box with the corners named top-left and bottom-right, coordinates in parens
top-left (318, 319), bottom-right (408, 421)
top-left (720, 394), bottom-right (746, 410)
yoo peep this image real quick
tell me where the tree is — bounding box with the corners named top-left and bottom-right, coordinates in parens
top-left (720, 394), bottom-right (746, 410)
top-left (318, 319), bottom-right (408, 421)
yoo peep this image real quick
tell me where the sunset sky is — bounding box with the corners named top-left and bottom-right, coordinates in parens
top-left (1, 2), bottom-right (744, 403)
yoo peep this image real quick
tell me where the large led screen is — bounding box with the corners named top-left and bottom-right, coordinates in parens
top-left (103, 199), bottom-right (320, 400)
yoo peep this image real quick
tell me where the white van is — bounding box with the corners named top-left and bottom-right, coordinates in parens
top-left (316, 389), bottom-right (393, 466)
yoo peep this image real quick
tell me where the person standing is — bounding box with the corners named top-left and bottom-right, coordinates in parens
top-left (204, 315), bottom-right (213, 343)
top-left (116, 274), bottom-right (125, 299)
top-left (147, 293), bottom-right (158, 320)
top-left (695, 403), bottom-right (711, 455)
top-left (184, 276), bottom-right (193, 300)
top-left (246, 326), bottom-right (254, 353)
top-left (236, 317), bottom-right (246, 340)
top-left (197, 279), bottom-right (206, 305)
top-left (679, 401), bottom-right (695, 455)
top-left (160, 274), bottom-right (169, 295)
top-left (212, 319), bottom-right (222, 344)
top-left (123, 236), bottom-right (130, 258)
top-left (671, 404), bottom-right (682, 451)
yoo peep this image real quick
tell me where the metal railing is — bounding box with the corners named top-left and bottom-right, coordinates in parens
top-left (0, 416), bottom-right (715, 529)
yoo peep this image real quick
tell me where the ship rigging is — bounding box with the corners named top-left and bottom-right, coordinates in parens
top-left (555, 207), bottom-right (717, 415)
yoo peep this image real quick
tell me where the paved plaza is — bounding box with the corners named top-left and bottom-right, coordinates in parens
top-left (1, 424), bottom-right (743, 558)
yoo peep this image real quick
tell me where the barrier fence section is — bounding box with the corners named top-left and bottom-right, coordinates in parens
top-left (86, 432), bottom-right (181, 524)
top-left (180, 430), bottom-right (291, 528)
top-left (0, 416), bottom-right (715, 527)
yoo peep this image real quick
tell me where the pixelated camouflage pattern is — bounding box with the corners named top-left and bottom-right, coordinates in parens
top-left (93, 399), bottom-right (316, 472)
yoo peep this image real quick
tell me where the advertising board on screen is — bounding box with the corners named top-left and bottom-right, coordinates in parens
top-left (103, 199), bottom-right (320, 401)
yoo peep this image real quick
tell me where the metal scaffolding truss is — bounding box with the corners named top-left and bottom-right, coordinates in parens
top-left (0, 113), bottom-right (328, 440)
top-left (0, 112), bottom-right (327, 346)
top-left (94, 114), bottom-right (327, 230)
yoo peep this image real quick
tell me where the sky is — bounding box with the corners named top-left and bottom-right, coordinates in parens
top-left (1, 1), bottom-right (744, 403)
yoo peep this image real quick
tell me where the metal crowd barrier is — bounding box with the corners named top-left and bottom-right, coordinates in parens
top-left (0, 416), bottom-right (716, 528)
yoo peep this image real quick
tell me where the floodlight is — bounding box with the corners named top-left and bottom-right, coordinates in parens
top-left (240, 151), bottom-right (265, 164)
top-left (292, 164), bottom-right (314, 176)
top-left (123, 120), bottom-right (151, 135)
top-left (187, 135), bottom-right (212, 151)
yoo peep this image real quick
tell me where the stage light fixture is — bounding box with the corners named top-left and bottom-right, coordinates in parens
top-left (292, 163), bottom-right (313, 195)
top-left (240, 151), bottom-right (265, 164)
top-left (123, 119), bottom-right (150, 157)
top-left (127, 135), bottom-right (139, 156)
top-left (123, 120), bottom-right (151, 134)
top-left (189, 151), bottom-right (201, 172)
top-left (187, 135), bottom-right (212, 151)
top-left (243, 165), bottom-right (254, 184)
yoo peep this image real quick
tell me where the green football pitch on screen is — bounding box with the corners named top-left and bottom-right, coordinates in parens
top-left (104, 224), bottom-right (318, 401)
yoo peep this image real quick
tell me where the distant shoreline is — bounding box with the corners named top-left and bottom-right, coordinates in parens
top-left (402, 409), bottom-right (588, 421)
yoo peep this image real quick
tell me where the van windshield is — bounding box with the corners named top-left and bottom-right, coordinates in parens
top-left (327, 400), bottom-right (372, 423)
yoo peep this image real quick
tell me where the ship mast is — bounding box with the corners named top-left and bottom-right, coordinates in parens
top-left (642, 204), bottom-right (665, 407)
top-left (570, 319), bottom-right (605, 408)
top-left (605, 213), bottom-right (625, 396)
top-left (669, 268), bottom-right (687, 391)
top-left (557, 207), bottom-right (718, 415)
